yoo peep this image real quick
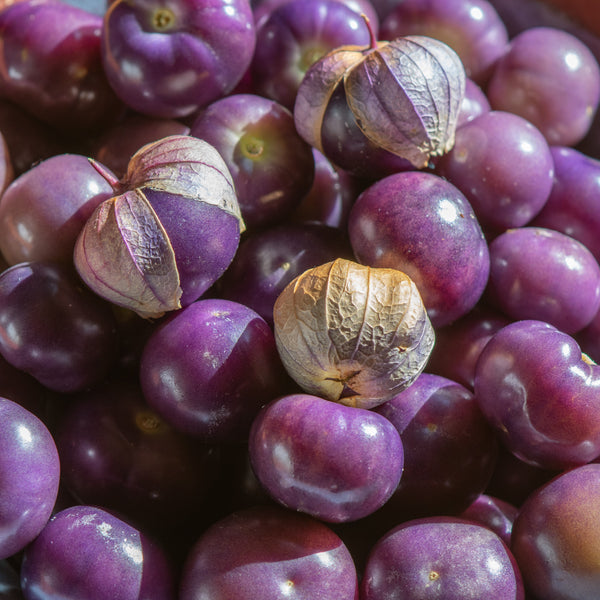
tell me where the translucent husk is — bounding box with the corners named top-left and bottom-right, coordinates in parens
top-left (74, 135), bottom-right (244, 319)
top-left (294, 34), bottom-right (466, 168)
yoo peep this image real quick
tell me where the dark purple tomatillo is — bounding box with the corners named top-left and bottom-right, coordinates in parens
top-left (101, 0), bottom-right (256, 118)
top-left (474, 319), bottom-right (600, 470)
top-left (0, 0), bottom-right (124, 135)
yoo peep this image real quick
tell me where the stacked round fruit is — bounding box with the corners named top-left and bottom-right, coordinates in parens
top-left (1, 0), bottom-right (600, 598)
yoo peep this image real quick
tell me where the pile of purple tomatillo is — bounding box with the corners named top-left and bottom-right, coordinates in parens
top-left (2, 0), bottom-right (600, 598)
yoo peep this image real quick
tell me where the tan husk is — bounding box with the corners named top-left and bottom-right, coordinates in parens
top-left (273, 258), bottom-right (435, 409)
top-left (126, 134), bottom-right (245, 232)
top-left (74, 188), bottom-right (182, 319)
top-left (294, 34), bottom-right (466, 169)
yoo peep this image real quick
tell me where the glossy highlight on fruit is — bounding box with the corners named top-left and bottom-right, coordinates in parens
top-left (474, 319), bottom-right (600, 469)
top-left (180, 504), bottom-right (360, 600)
top-left (249, 393), bottom-right (404, 522)
top-left (101, 0), bottom-right (257, 118)
top-left (0, 397), bottom-right (60, 560)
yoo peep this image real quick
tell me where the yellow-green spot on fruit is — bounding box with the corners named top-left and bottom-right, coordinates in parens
top-left (153, 7), bottom-right (176, 31)
top-left (240, 134), bottom-right (265, 160)
top-left (135, 411), bottom-right (167, 434)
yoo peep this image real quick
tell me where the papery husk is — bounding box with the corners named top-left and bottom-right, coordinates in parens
top-left (294, 34), bottom-right (466, 169)
top-left (345, 36), bottom-right (466, 168)
top-left (74, 188), bottom-right (182, 319)
top-left (127, 134), bottom-right (245, 232)
top-left (294, 46), bottom-right (366, 153)
top-left (273, 258), bottom-right (435, 409)
top-left (74, 134), bottom-right (245, 319)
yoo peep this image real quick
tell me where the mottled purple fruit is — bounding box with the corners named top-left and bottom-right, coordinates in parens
top-left (0, 154), bottom-right (116, 265)
top-left (0, 0), bottom-right (124, 135)
top-left (373, 373), bottom-right (498, 519)
top-left (511, 463), bottom-right (600, 600)
top-left (531, 145), bottom-right (600, 263)
top-left (486, 226), bottom-right (600, 334)
top-left (348, 171), bottom-right (490, 327)
top-left (437, 111), bottom-right (554, 232)
top-left (139, 298), bottom-right (290, 442)
top-left (20, 505), bottom-right (176, 600)
top-left (190, 93), bottom-right (315, 229)
top-left (474, 319), bottom-right (600, 470)
top-left (101, 0), bottom-right (256, 118)
top-left (55, 378), bottom-right (222, 537)
top-left (379, 0), bottom-right (509, 84)
top-left (361, 516), bottom-right (525, 599)
top-left (486, 26), bottom-right (600, 146)
top-left (179, 504), bottom-right (359, 600)
top-left (459, 494), bottom-right (518, 546)
top-left (248, 393), bottom-right (404, 523)
top-left (0, 261), bottom-right (118, 393)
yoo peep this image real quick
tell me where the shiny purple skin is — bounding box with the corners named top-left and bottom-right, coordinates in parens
top-left (54, 378), bottom-right (221, 538)
top-left (217, 222), bottom-right (354, 325)
top-left (139, 298), bottom-right (290, 442)
top-left (486, 227), bottom-right (600, 334)
top-left (252, 0), bottom-right (379, 31)
top-left (190, 94), bottom-right (315, 229)
top-left (511, 463), bottom-right (600, 600)
top-left (180, 505), bottom-right (359, 600)
top-left (0, 99), bottom-right (68, 177)
top-left (379, 0), bottom-right (509, 84)
top-left (0, 261), bottom-right (118, 393)
top-left (248, 393), bottom-right (404, 523)
top-left (92, 113), bottom-right (190, 178)
top-left (101, 0), bottom-right (256, 118)
top-left (250, 0), bottom-right (373, 110)
top-left (531, 146), bottom-right (600, 263)
top-left (348, 171), bottom-right (490, 328)
top-left (427, 304), bottom-right (511, 390)
top-left (474, 319), bottom-right (600, 470)
top-left (0, 154), bottom-right (116, 266)
top-left (20, 505), bottom-right (176, 600)
top-left (290, 148), bottom-right (363, 229)
top-left (0, 398), bottom-right (60, 560)
top-left (0, 0), bottom-right (124, 135)
top-left (459, 494), bottom-right (518, 546)
top-left (457, 78), bottom-right (491, 127)
top-left (373, 373), bottom-right (498, 520)
top-left (143, 188), bottom-right (241, 307)
top-left (486, 26), bottom-right (600, 147)
top-left (361, 516), bottom-right (525, 599)
top-left (437, 111), bottom-right (555, 232)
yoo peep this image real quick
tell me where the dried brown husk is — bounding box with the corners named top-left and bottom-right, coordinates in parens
top-left (273, 258), bottom-right (435, 409)
top-left (294, 34), bottom-right (466, 168)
